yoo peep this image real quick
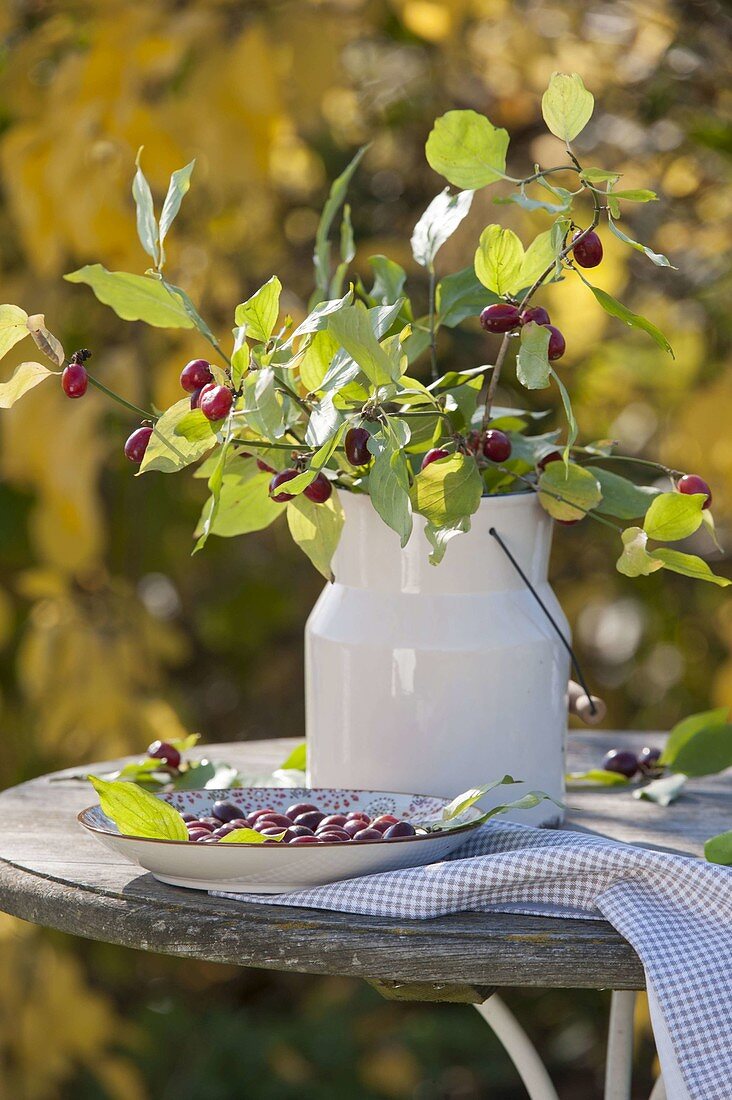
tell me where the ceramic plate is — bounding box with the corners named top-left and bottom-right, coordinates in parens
top-left (78, 787), bottom-right (482, 894)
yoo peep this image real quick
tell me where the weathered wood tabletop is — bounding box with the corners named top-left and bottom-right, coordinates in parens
top-left (0, 732), bottom-right (725, 996)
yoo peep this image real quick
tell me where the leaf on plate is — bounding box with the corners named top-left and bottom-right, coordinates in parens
top-left (89, 775), bottom-right (188, 840)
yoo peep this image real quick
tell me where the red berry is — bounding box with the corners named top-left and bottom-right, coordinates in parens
top-left (147, 740), bottom-right (181, 769)
top-left (384, 821), bottom-right (417, 839)
top-left (572, 230), bottom-right (603, 269)
top-left (199, 384), bottom-right (233, 422)
top-left (344, 426), bottom-right (371, 467)
top-left (370, 814), bottom-right (400, 833)
top-left (677, 474), bottom-right (712, 510)
top-left (256, 458), bottom-right (275, 474)
top-left (190, 386), bottom-right (205, 410)
top-left (269, 469), bottom-right (299, 502)
top-left (520, 306), bottom-right (551, 327)
top-left (421, 448), bottom-right (450, 470)
top-left (556, 517), bottom-right (582, 526)
top-left (180, 359), bottom-right (213, 393)
top-left (286, 802), bottom-right (320, 819)
top-left (289, 835), bottom-right (321, 845)
top-left (479, 303), bottom-right (521, 334)
top-left (353, 828), bottom-right (384, 842)
top-left (124, 426), bottom-right (153, 464)
top-left (546, 325), bottom-right (566, 361)
top-left (537, 450), bottom-right (562, 472)
top-left (304, 472), bottom-right (332, 504)
top-left (61, 362), bottom-right (88, 398)
top-left (483, 430), bottom-right (512, 463)
top-left (602, 749), bottom-right (638, 779)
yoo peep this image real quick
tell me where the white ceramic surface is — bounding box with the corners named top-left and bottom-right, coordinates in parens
top-left (306, 492), bottom-right (570, 825)
top-left (78, 787), bottom-right (483, 894)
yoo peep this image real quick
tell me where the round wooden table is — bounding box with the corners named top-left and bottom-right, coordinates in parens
top-left (0, 732), bottom-right (724, 1100)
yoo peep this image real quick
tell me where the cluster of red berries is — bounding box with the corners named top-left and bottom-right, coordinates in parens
top-left (420, 427), bottom-right (513, 472)
top-left (480, 302), bottom-right (566, 360)
top-left (179, 358), bottom-right (233, 422)
top-left (182, 799), bottom-right (419, 845)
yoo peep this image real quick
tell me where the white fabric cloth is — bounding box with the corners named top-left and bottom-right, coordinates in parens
top-left (215, 821), bottom-right (732, 1099)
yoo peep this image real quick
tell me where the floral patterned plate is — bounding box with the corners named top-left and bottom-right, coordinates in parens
top-left (78, 787), bottom-right (483, 894)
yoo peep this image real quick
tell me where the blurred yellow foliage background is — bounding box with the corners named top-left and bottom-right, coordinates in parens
top-left (0, 0), bottom-right (729, 1096)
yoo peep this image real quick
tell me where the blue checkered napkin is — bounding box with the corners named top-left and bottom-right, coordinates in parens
top-left (215, 822), bottom-right (732, 1100)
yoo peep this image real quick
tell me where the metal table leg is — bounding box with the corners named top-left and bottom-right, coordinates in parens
top-left (474, 995), bottom-right (560, 1100)
top-left (604, 990), bottom-right (636, 1100)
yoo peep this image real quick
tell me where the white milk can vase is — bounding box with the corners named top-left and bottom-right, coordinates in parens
top-left (305, 491), bottom-right (570, 825)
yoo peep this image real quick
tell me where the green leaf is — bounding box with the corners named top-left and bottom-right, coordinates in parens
top-left (549, 368), bottom-right (578, 450)
top-left (279, 742), bottom-right (307, 771)
top-left (652, 548), bottom-right (731, 587)
top-left (435, 776), bottom-right (520, 824)
top-left (231, 326), bottom-right (250, 388)
top-left (169, 732), bottom-right (201, 754)
top-left (220, 827), bottom-right (284, 844)
top-left (662, 707), bottom-right (729, 766)
top-left (313, 145), bottom-right (368, 302)
top-left (196, 459), bottom-right (284, 538)
top-left (633, 773), bottom-right (687, 806)
top-left (705, 830), bottom-right (732, 866)
top-left (65, 265), bottom-right (194, 329)
top-left (300, 329), bottom-right (339, 391)
top-left (580, 168), bottom-right (621, 184)
top-left (369, 256), bottom-right (407, 305)
top-left (411, 188), bottom-right (474, 268)
top-left (174, 409), bottom-right (220, 442)
top-left (541, 72), bottom-right (594, 142)
top-left (516, 322), bottom-right (551, 390)
top-left (235, 276), bottom-right (282, 344)
top-left (425, 110), bottom-right (509, 189)
top-left (494, 189), bottom-right (571, 215)
top-left (286, 490), bottom-right (345, 580)
top-left (411, 452), bottom-right (482, 528)
top-left (586, 466), bottom-right (661, 519)
top-left (607, 219), bottom-right (673, 268)
top-left (437, 267), bottom-right (497, 328)
top-left (291, 291), bottom-right (352, 339)
top-left (194, 433), bottom-right (233, 552)
top-left (616, 526), bottom-right (664, 578)
top-left (368, 430), bottom-right (412, 547)
top-left (162, 280), bottom-right (219, 347)
top-left (608, 188), bottom-right (657, 202)
top-left (329, 204), bottom-right (355, 298)
top-left (241, 367), bottom-right (285, 439)
top-left (659, 723), bottom-right (732, 777)
top-left (140, 398), bottom-right (217, 473)
top-left (518, 229), bottom-right (559, 290)
top-left (578, 275), bottom-right (673, 355)
top-left (131, 150), bottom-right (159, 266)
top-left (474, 224), bottom-right (524, 296)
top-left (424, 516), bottom-right (471, 565)
top-left (89, 775), bottom-right (188, 840)
top-left (159, 159), bottom-right (195, 264)
top-left (0, 361), bottom-right (53, 407)
top-left (0, 304), bottom-right (30, 360)
top-left (643, 491), bottom-right (705, 541)
top-left (328, 302), bottom-right (399, 387)
top-left (538, 462), bottom-right (601, 521)
top-left (566, 769), bottom-right (629, 787)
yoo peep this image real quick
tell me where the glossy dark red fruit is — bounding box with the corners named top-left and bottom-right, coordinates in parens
top-left (353, 827), bottom-right (384, 842)
top-left (520, 306), bottom-right (551, 327)
top-left (602, 749), bottom-right (638, 778)
top-left (181, 813), bottom-right (198, 824)
top-left (546, 325), bottom-right (566, 361)
top-left (199, 384), bottom-right (233, 422)
top-left (247, 808), bottom-right (277, 824)
top-left (304, 473), bottom-right (332, 504)
top-left (289, 835), bottom-right (321, 845)
top-left (318, 814), bottom-right (348, 829)
top-left (147, 740), bottom-right (181, 769)
top-left (344, 426), bottom-right (371, 466)
top-left (286, 802), bottom-right (319, 819)
top-left (254, 813), bottom-right (293, 829)
top-left (190, 386), bottom-right (205, 410)
top-left (269, 469), bottom-right (299, 502)
top-left (124, 426), bottom-right (153, 464)
top-left (384, 821), bottom-right (417, 839)
top-left (677, 474), bottom-right (712, 509)
top-left (572, 230), bottom-right (603, 269)
top-left (61, 362), bottom-right (88, 398)
top-left (483, 430), bottom-right (512, 463)
top-left (187, 828), bottom-right (212, 842)
top-left (638, 746), bottom-right (663, 775)
top-left (343, 819), bottom-right (368, 837)
top-left (294, 810), bottom-right (326, 831)
top-left (479, 303), bottom-right (521, 333)
top-left (288, 825), bottom-right (315, 838)
top-left (180, 358), bottom-right (214, 393)
top-left (317, 829), bottom-right (351, 842)
top-left (256, 458), bottom-right (275, 474)
top-left (371, 814), bottom-right (400, 833)
top-left (537, 450), bottom-right (562, 471)
top-left (421, 448), bottom-right (450, 470)
top-left (212, 801), bottom-right (246, 823)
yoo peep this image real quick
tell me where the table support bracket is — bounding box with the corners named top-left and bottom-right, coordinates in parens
top-left (474, 995), bottom-right (560, 1100)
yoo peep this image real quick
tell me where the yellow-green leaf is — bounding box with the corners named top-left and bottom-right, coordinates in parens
top-left (286, 488), bottom-right (345, 580)
top-left (705, 830), bottom-right (732, 866)
top-left (0, 304), bottom-right (30, 360)
top-left (64, 265), bottom-right (194, 329)
top-left (541, 72), bottom-right (594, 142)
top-left (474, 225), bottom-right (524, 296)
top-left (516, 322), bottom-right (551, 390)
top-left (219, 827), bottom-right (284, 844)
top-left (538, 462), bottom-right (602, 522)
top-left (643, 492), bottom-right (705, 541)
top-left (89, 775), bottom-right (188, 840)
top-left (235, 276), bottom-right (282, 344)
top-left (518, 229), bottom-right (558, 289)
top-left (140, 399), bottom-right (217, 474)
top-left (411, 453), bottom-right (483, 526)
top-left (652, 549), bottom-right (731, 587)
top-left (616, 527), bottom-right (664, 578)
top-left (426, 110), bottom-right (509, 190)
top-left (0, 361), bottom-right (53, 408)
